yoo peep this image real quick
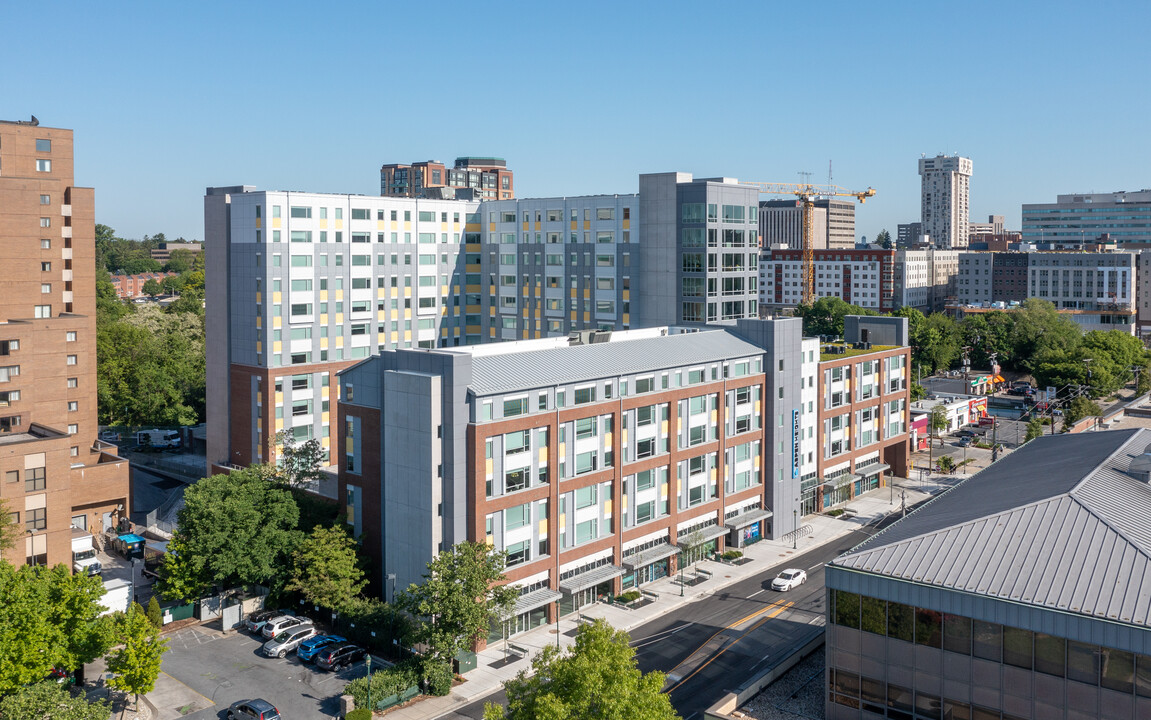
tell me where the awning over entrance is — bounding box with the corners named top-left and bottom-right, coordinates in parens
top-left (622, 543), bottom-right (679, 572)
top-left (513, 588), bottom-right (563, 615)
top-left (992, 374), bottom-right (1006, 383)
top-left (724, 507), bottom-right (773, 530)
top-left (558, 564), bottom-right (625, 594)
top-left (854, 463), bottom-right (890, 478)
top-left (822, 476), bottom-right (851, 492)
top-left (686, 525), bottom-right (729, 543)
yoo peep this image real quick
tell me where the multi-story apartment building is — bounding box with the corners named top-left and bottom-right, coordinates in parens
top-left (336, 316), bottom-right (908, 628)
top-left (807, 316), bottom-right (911, 515)
top-left (109, 271), bottom-right (177, 299)
top-left (825, 429), bottom-right (1151, 720)
top-left (919, 155), bottom-right (973, 249)
top-left (967, 214), bottom-right (1005, 240)
top-left (0, 118), bottom-right (129, 566)
top-left (205, 173), bottom-right (763, 473)
top-left (1022, 190), bottom-right (1151, 246)
top-left (893, 249), bottom-right (959, 313)
top-left (760, 249), bottom-right (896, 312)
top-left (1138, 251), bottom-right (1151, 336)
top-left (953, 250), bottom-right (1136, 333)
top-left (759, 198), bottom-right (856, 251)
top-left (380, 157), bottom-right (513, 200)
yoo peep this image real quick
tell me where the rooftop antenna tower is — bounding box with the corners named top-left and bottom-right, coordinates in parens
top-left (828, 160), bottom-right (833, 187)
top-left (797, 170), bottom-right (813, 185)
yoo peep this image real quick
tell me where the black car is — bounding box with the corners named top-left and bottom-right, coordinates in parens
top-left (315, 642), bottom-right (366, 671)
top-left (244, 609), bottom-right (288, 635)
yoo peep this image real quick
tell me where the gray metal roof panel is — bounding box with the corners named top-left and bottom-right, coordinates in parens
top-left (468, 331), bottom-right (763, 396)
top-left (832, 428), bottom-right (1151, 627)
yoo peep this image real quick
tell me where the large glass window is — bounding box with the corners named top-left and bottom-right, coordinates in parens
top-left (943, 614), bottom-right (972, 655)
top-left (914, 608), bottom-right (942, 648)
top-left (1101, 648), bottom-right (1135, 693)
top-left (575, 485), bottom-right (597, 509)
top-left (575, 417), bottom-right (597, 439)
top-left (681, 203), bottom-right (704, 224)
top-left (1067, 640), bottom-right (1100, 685)
top-left (1034, 633), bottom-right (1066, 677)
top-left (887, 602), bottom-right (914, 643)
top-left (973, 620), bottom-right (1002, 661)
top-left (860, 596), bottom-right (886, 636)
top-left (1003, 627), bottom-right (1033, 669)
top-left (834, 590), bottom-right (860, 629)
top-left (505, 503), bottom-right (529, 530)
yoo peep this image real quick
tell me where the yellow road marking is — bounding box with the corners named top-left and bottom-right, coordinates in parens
top-left (666, 601), bottom-right (794, 694)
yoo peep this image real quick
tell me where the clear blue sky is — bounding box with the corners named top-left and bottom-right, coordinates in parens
top-left (3, 1), bottom-right (1148, 242)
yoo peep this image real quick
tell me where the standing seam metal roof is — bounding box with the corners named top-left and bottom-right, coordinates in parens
top-left (831, 428), bottom-right (1151, 626)
top-left (467, 331), bottom-right (764, 396)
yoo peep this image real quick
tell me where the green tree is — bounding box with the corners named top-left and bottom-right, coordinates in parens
top-left (0, 681), bottom-right (110, 720)
top-left (0, 563), bottom-right (114, 693)
top-left (929, 404), bottom-right (949, 447)
top-left (916, 313), bottom-right (961, 373)
top-left (1024, 418), bottom-right (1046, 442)
top-left (95, 268), bottom-right (131, 325)
top-left (273, 429), bottom-right (328, 489)
top-left (158, 467), bottom-right (300, 599)
top-left (106, 604), bottom-right (168, 710)
top-left (937, 455), bottom-right (955, 474)
top-left (1063, 396), bottom-right (1103, 429)
top-left (398, 542), bottom-right (518, 668)
top-left (484, 619), bottom-right (679, 720)
top-left (1010, 299), bottom-right (1082, 374)
top-left (285, 525), bottom-right (367, 613)
top-left (0, 499), bottom-right (19, 553)
top-left (146, 595), bottom-right (163, 629)
top-left (161, 274), bottom-right (185, 295)
top-left (909, 382), bottom-right (927, 402)
top-left (876, 229), bottom-right (892, 249)
top-left (141, 278), bottom-right (163, 298)
top-left (163, 248), bottom-right (195, 274)
top-left (795, 296), bottom-right (876, 338)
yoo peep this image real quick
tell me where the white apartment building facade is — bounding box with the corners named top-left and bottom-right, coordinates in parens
top-left (919, 155), bottom-right (973, 249)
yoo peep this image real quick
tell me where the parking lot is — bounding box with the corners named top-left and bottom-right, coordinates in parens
top-left (148, 625), bottom-right (367, 719)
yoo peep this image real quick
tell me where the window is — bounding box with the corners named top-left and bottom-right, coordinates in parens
top-left (25, 467), bottom-right (45, 492)
top-left (40, 284), bottom-right (51, 294)
top-left (575, 485), bottom-right (597, 509)
top-left (68, 401), bottom-right (78, 412)
top-left (0, 366), bottom-right (19, 382)
top-left (66, 355), bottom-right (77, 365)
top-left (575, 450), bottom-right (598, 474)
top-left (67, 377), bottom-right (77, 388)
top-left (290, 206), bottom-right (312, 218)
top-left (351, 208), bottom-right (369, 220)
top-left (4, 470), bottom-right (16, 484)
top-left (503, 397), bottom-right (528, 417)
top-left (36, 139), bottom-right (52, 152)
top-left (573, 386), bottom-right (596, 405)
top-left (66, 331), bottom-right (76, 342)
top-left (40, 194), bottom-right (50, 205)
top-left (40, 239), bottom-right (50, 249)
top-left (36, 159), bottom-right (51, 172)
top-left (39, 217), bottom-right (50, 228)
top-left (25, 508), bottom-right (46, 531)
top-left (505, 503), bottom-right (530, 530)
top-left (575, 417), bottom-right (597, 439)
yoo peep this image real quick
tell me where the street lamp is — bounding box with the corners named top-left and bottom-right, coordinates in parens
top-left (366, 654), bottom-right (372, 712)
top-left (792, 509), bottom-right (797, 550)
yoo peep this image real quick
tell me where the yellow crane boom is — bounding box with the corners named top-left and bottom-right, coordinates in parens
top-left (745, 182), bottom-right (877, 306)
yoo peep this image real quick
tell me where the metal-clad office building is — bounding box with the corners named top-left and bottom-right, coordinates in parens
top-left (825, 429), bottom-right (1151, 719)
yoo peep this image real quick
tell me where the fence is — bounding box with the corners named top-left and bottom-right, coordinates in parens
top-left (144, 485), bottom-right (185, 534)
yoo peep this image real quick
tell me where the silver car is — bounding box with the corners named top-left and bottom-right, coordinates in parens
top-left (261, 615), bottom-right (306, 639)
top-left (262, 623), bottom-right (316, 658)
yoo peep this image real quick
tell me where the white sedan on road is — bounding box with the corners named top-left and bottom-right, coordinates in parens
top-left (771, 568), bottom-right (807, 591)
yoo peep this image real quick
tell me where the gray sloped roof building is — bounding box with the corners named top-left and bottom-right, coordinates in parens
top-left (824, 428), bottom-right (1151, 720)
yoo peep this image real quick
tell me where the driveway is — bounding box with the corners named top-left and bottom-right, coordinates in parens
top-left (154, 626), bottom-right (366, 719)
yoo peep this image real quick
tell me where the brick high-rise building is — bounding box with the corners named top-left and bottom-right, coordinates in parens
top-left (380, 157), bottom-right (514, 200)
top-left (0, 118), bottom-right (129, 566)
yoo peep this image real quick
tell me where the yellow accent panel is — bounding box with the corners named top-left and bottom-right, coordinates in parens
top-left (583, 221), bottom-right (590, 230)
top-left (622, 290), bottom-right (630, 301)
top-left (603, 432), bottom-right (612, 448)
top-left (391, 287), bottom-right (399, 297)
top-left (535, 331), bottom-right (541, 338)
top-left (273, 218), bottom-right (281, 229)
top-left (441, 222), bottom-right (448, 231)
top-left (489, 223), bottom-right (495, 232)
top-left (623, 219), bottom-right (630, 230)
top-left (404, 331), bottom-right (412, 341)
top-left (622, 429), bottom-right (628, 444)
top-left (273, 317), bottom-right (281, 329)
top-left (490, 328), bottom-right (496, 337)
top-left (320, 314), bottom-right (328, 324)
top-left (440, 328), bottom-right (448, 337)
top-left (391, 221), bottom-right (398, 230)
top-left (256, 317), bottom-right (262, 329)
top-left (710, 468), bottom-right (717, 481)
top-left (755, 400), bottom-right (761, 414)
top-left (466, 285), bottom-right (481, 293)
top-left (274, 419), bottom-right (282, 431)
top-left (335, 336), bottom-right (344, 348)
top-left (378, 311), bottom-right (386, 322)
top-left (661, 420), bottom-right (668, 434)
top-left (539, 447), bottom-right (547, 464)
top-left (335, 313), bottom-right (343, 324)
top-left (322, 411), bottom-right (330, 423)
top-left (559, 514), bottom-right (566, 531)
top-left (677, 418), bottom-right (682, 434)
top-left (623, 314), bottom-right (630, 324)
top-left (320, 290), bottom-right (328, 301)
top-left (466, 304), bottom-right (481, 313)
top-left (336, 290), bottom-right (344, 301)
top-left (622, 496), bottom-right (628, 512)
top-left (273, 291), bottom-right (282, 303)
top-left (377, 220), bottom-right (386, 230)
top-left (661, 483), bottom-right (668, 500)
top-left (404, 310), bottom-right (412, 319)
top-left (521, 329), bottom-right (529, 339)
top-left (534, 287), bottom-right (541, 298)
top-left (320, 338), bottom-right (328, 350)
top-left (711, 409), bottom-right (718, 423)
top-left (583, 312), bottom-right (590, 322)
top-left (522, 221), bottom-right (528, 231)
top-left (320, 220), bottom-right (328, 229)
top-left (255, 218), bottom-right (262, 229)
top-left (404, 222), bottom-right (410, 231)
top-left (485, 536), bottom-right (494, 547)
top-left (539, 519), bottom-right (547, 537)
top-left (486, 458), bottom-right (493, 475)
top-left (465, 243), bottom-right (481, 252)
top-left (559, 442), bottom-right (566, 457)
top-left (255, 292), bottom-right (262, 303)
top-left (603, 499), bottom-right (611, 517)
top-left (465, 223), bottom-right (480, 232)
top-left (404, 287), bottom-right (412, 297)
top-left (256, 340), bottom-right (262, 352)
top-left (466, 264), bottom-right (481, 272)
top-left (322, 437), bottom-right (330, 449)
top-left (336, 220), bottom-right (343, 230)
top-left (466, 325), bottom-right (480, 334)
top-left (534, 222), bottom-right (541, 231)
top-left (391, 332), bottom-right (399, 343)
top-left (534, 309), bottom-right (540, 319)
top-left (272, 341), bottom-right (281, 353)
top-left (583, 289), bottom-right (590, 298)
top-left (754, 455), bottom-right (761, 470)
top-left (275, 392), bottom-right (283, 404)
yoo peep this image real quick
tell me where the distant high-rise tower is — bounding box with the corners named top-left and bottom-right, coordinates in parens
top-left (918, 155), bottom-right (972, 249)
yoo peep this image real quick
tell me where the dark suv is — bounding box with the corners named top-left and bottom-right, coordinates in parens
top-left (316, 642), bottom-right (366, 671)
top-left (244, 609), bottom-right (287, 635)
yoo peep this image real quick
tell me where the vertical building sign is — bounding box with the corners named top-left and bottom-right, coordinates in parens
top-left (792, 409), bottom-right (800, 479)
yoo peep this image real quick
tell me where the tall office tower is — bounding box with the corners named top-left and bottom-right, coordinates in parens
top-left (380, 157), bottom-right (514, 200)
top-left (918, 154), bottom-right (973, 249)
top-left (759, 200), bottom-right (829, 251)
top-left (206, 174), bottom-right (765, 476)
top-left (967, 214), bottom-right (1005, 240)
top-left (1022, 190), bottom-right (1151, 246)
top-left (637, 173), bottom-right (761, 328)
top-left (817, 199), bottom-right (857, 249)
top-left (0, 118), bottom-right (130, 566)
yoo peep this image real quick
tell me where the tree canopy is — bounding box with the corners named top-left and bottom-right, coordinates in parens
top-left (157, 467), bottom-right (300, 599)
top-left (794, 297), bottom-right (878, 338)
top-left (0, 681), bottom-right (110, 720)
top-left (484, 619), bottom-right (680, 720)
top-left (285, 525), bottom-right (367, 613)
top-left (0, 564), bottom-right (113, 693)
top-left (105, 603), bottom-right (169, 708)
top-left (398, 542), bottom-right (517, 667)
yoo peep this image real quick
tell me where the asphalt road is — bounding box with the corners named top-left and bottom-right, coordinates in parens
top-left (441, 505), bottom-right (927, 720)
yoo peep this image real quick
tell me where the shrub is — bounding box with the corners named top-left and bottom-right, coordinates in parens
top-left (722, 550), bottom-right (743, 561)
top-left (616, 590), bottom-right (642, 604)
top-left (425, 660), bottom-right (453, 696)
top-left (146, 595), bottom-right (163, 628)
top-left (826, 508), bottom-right (845, 517)
top-left (346, 709), bottom-right (372, 720)
top-left (344, 660), bottom-right (421, 709)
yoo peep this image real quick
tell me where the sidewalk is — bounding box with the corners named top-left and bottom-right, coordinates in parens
top-left (381, 472), bottom-right (964, 720)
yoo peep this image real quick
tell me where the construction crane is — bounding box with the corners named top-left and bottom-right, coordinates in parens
top-left (745, 183), bottom-right (877, 306)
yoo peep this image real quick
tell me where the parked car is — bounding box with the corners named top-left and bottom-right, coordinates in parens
top-left (771, 568), bottom-right (807, 591)
top-left (261, 615), bottom-right (307, 639)
top-left (297, 634), bottom-right (346, 663)
top-left (956, 429), bottom-right (976, 438)
top-left (228, 699), bottom-right (281, 720)
top-left (957, 436), bottom-right (973, 447)
top-left (244, 609), bottom-right (289, 635)
top-left (262, 623), bottom-right (316, 658)
top-left (315, 642), bottom-right (366, 671)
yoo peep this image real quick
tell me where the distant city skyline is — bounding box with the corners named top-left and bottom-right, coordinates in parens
top-left (1, 1), bottom-right (1148, 243)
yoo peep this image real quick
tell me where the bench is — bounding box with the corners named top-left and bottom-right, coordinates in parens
top-left (506, 643), bottom-right (529, 659)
